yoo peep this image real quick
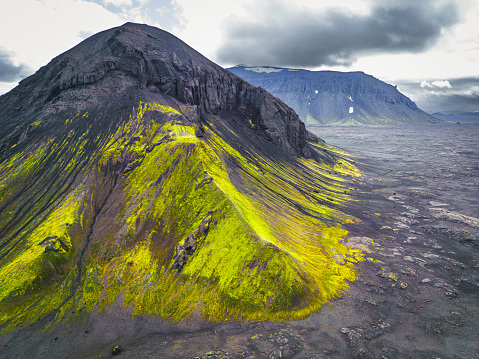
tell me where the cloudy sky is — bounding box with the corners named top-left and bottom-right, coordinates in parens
top-left (0, 0), bottom-right (478, 113)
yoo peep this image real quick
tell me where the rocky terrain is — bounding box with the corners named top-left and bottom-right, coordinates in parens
top-left (228, 66), bottom-right (440, 126)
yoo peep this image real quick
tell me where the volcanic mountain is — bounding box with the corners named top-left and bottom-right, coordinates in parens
top-left (229, 66), bottom-right (440, 126)
top-left (0, 23), bottom-right (362, 352)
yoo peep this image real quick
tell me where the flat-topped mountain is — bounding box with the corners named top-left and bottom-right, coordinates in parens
top-left (229, 65), bottom-right (441, 126)
top-left (0, 23), bottom-right (361, 356)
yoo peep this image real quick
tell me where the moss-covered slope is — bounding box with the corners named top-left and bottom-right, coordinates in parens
top-left (0, 23), bottom-right (362, 332)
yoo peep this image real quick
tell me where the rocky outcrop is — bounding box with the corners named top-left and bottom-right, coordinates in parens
top-left (172, 214), bottom-right (213, 271)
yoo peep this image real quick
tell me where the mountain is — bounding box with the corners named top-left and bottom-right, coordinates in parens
top-left (228, 65), bottom-right (441, 126)
top-left (0, 23), bottom-right (362, 348)
top-left (432, 111), bottom-right (479, 123)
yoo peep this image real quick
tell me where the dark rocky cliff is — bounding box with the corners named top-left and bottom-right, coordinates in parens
top-left (229, 66), bottom-right (441, 126)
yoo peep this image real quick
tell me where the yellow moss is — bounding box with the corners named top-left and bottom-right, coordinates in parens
top-left (92, 104), bottom-right (364, 321)
top-left (0, 99), bottom-right (365, 329)
top-left (0, 188), bottom-right (83, 303)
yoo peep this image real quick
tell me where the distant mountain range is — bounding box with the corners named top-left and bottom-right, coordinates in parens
top-left (431, 112), bottom-right (479, 123)
top-left (228, 66), bottom-right (441, 126)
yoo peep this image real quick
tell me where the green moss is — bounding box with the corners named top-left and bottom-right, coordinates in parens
top-left (0, 188), bottom-right (82, 304)
top-left (328, 118), bottom-right (366, 126)
top-left (0, 100), bottom-right (364, 330)
top-left (305, 113), bottom-right (319, 125)
top-left (90, 103), bottom-right (363, 321)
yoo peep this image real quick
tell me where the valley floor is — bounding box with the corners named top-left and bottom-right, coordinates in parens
top-left (2, 123), bottom-right (478, 359)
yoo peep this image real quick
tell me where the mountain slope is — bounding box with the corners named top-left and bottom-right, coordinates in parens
top-left (229, 66), bottom-right (440, 126)
top-left (0, 23), bottom-right (362, 337)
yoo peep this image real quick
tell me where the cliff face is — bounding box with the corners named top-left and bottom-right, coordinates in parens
top-left (229, 66), bottom-right (441, 126)
top-left (0, 23), bottom-right (362, 346)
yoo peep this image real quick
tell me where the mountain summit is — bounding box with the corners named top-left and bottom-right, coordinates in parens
top-left (0, 23), bottom-right (362, 355)
top-left (229, 66), bottom-right (440, 126)
top-left (1, 24), bottom-right (314, 156)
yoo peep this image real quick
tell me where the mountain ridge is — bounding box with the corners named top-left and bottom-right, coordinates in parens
top-left (228, 65), bottom-right (441, 126)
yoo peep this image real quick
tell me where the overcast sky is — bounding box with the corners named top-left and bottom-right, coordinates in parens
top-left (0, 0), bottom-right (477, 113)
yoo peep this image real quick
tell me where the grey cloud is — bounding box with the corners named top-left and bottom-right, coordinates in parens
top-left (448, 77), bottom-right (479, 88)
top-left (397, 77), bottom-right (479, 113)
top-left (0, 50), bottom-right (27, 82)
top-left (217, 0), bottom-right (460, 67)
top-left (432, 93), bottom-right (479, 113)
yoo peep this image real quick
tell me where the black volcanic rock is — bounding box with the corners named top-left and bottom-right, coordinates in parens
top-left (0, 23), bottom-right (315, 158)
top-left (228, 66), bottom-right (441, 126)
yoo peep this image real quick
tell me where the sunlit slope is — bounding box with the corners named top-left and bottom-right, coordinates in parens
top-left (0, 101), bottom-right (362, 331)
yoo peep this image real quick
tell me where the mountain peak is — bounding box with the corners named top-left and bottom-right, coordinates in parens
top-left (2, 24), bottom-right (317, 157)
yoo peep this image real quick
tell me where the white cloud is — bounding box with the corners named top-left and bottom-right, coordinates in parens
top-left (431, 80), bottom-right (452, 88)
top-left (174, 0), bottom-right (250, 61)
top-left (103, 0), bottom-right (133, 6)
top-left (0, 82), bottom-right (16, 94)
top-left (0, 0), bottom-right (125, 71)
top-left (421, 80), bottom-right (452, 88)
top-left (290, 0), bottom-right (370, 14)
